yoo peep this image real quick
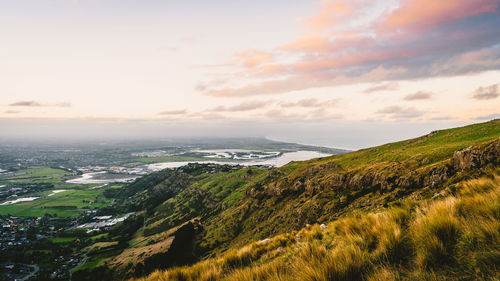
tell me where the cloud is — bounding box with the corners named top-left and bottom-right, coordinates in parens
top-left (195, 79), bottom-right (228, 92)
top-left (471, 84), bottom-right (499, 100)
top-left (363, 82), bottom-right (399, 94)
top-left (158, 109), bottom-right (187, 115)
top-left (404, 91), bottom-right (433, 101)
top-left (279, 98), bottom-right (340, 108)
top-left (234, 49), bottom-right (274, 68)
top-left (200, 0), bottom-right (500, 97)
top-left (375, 105), bottom-right (424, 119)
top-left (305, 1), bottom-right (354, 34)
top-left (263, 107), bottom-right (342, 121)
top-left (378, 0), bottom-right (499, 35)
top-left (264, 109), bottom-right (289, 119)
top-left (429, 116), bottom-right (453, 121)
top-left (9, 101), bottom-right (71, 107)
top-left (475, 113), bottom-right (500, 120)
top-left (207, 100), bottom-right (269, 112)
top-left (54, 102), bottom-right (71, 107)
top-left (9, 101), bottom-right (42, 107)
top-left (206, 76), bottom-right (317, 98)
top-left (4, 110), bottom-right (21, 114)
top-left (186, 112), bottom-right (225, 120)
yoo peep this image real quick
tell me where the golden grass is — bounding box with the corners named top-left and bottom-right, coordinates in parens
top-left (130, 173), bottom-right (500, 281)
top-left (411, 197), bottom-right (461, 268)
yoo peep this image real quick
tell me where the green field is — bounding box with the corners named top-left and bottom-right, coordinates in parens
top-left (0, 167), bottom-right (75, 184)
top-left (0, 187), bottom-right (113, 217)
top-left (50, 237), bottom-right (77, 243)
top-left (0, 165), bottom-right (122, 217)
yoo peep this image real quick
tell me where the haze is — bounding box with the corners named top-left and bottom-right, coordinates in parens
top-left (1, 0), bottom-right (499, 149)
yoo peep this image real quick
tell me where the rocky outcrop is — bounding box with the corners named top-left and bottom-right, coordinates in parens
top-left (134, 219), bottom-right (202, 278)
top-left (451, 140), bottom-right (499, 171)
top-left (249, 139), bottom-right (500, 199)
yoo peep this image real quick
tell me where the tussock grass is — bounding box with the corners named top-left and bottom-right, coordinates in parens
top-left (366, 266), bottom-right (400, 281)
top-left (131, 173), bottom-right (500, 281)
top-left (411, 198), bottom-right (461, 268)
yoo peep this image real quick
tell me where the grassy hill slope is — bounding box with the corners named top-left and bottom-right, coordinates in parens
top-left (132, 171), bottom-right (500, 281)
top-left (73, 120), bottom-right (500, 280)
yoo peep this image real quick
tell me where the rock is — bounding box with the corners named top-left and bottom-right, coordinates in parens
top-left (264, 183), bottom-right (283, 196)
top-left (451, 140), bottom-right (500, 171)
top-left (305, 179), bottom-right (317, 194)
top-left (320, 224), bottom-right (326, 230)
top-left (295, 234), bottom-right (302, 241)
top-left (293, 181), bottom-right (304, 191)
top-left (330, 174), bottom-right (344, 188)
top-left (257, 238), bottom-right (271, 245)
top-left (432, 192), bottom-right (444, 199)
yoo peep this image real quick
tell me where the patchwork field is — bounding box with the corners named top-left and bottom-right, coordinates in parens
top-left (0, 167), bottom-right (75, 184)
top-left (0, 166), bottom-right (121, 217)
top-left (0, 188), bottom-right (114, 217)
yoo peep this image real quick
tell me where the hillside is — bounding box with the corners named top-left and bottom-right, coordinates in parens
top-left (72, 120), bottom-right (500, 280)
top-left (133, 172), bottom-right (500, 281)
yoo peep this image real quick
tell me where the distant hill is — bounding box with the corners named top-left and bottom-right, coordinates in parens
top-left (72, 120), bottom-right (500, 281)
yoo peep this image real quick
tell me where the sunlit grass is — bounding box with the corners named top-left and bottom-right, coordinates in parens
top-left (131, 171), bottom-right (500, 281)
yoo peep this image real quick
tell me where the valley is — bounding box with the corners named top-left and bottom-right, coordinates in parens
top-left (0, 121), bottom-right (498, 280)
top-left (0, 138), bottom-right (344, 280)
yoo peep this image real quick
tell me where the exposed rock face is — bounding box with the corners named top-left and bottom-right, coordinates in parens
top-left (249, 139), bottom-right (500, 199)
top-left (134, 219), bottom-right (202, 277)
top-left (423, 165), bottom-right (451, 188)
top-left (452, 140), bottom-right (500, 171)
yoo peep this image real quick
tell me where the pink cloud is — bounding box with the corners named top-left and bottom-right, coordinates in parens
top-left (234, 49), bottom-right (274, 68)
top-left (379, 0), bottom-right (499, 35)
top-left (306, 1), bottom-right (354, 34)
top-left (375, 105), bottom-right (424, 119)
top-left (200, 0), bottom-right (500, 98)
top-left (158, 109), bottom-right (188, 115)
top-left (363, 82), bottom-right (399, 94)
top-left (207, 100), bottom-right (269, 112)
top-left (403, 91), bottom-right (433, 101)
top-left (471, 84), bottom-right (499, 100)
top-left (279, 98), bottom-right (340, 108)
top-left (280, 36), bottom-right (330, 53)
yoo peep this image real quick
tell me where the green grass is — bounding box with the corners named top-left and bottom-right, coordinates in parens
top-left (0, 165), bottom-right (117, 217)
top-left (55, 183), bottom-right (105, 189)
top-left (311, 120), bottom-right (500, 170)
top-left (50, 237), bottom-right (77, 243)
top-left (195, 167), bottom-right (266, 204)
top-left (74, 256), bottom-right (106, 272)
top-left (0, 188), bottom-right (112, 217)
top-left (0, 167), bottom-right (74, 184)
top-left (132, 172), bottom-right (500, 281)
top-left (77, 120), bottom-right (498, 280)
top-left (91, 233), bottom-right (109, 240)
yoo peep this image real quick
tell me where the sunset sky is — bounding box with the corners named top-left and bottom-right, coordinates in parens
top-left (1, 0), bottom-right (499, 148)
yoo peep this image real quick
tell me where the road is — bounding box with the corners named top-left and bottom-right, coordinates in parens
top-left (19, 264), bottom-right (39, 281)
top-left (69, 251), bottom-right (89, 281)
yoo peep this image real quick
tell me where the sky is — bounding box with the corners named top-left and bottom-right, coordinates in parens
top-left (1, 0), bottom-right (499, 148)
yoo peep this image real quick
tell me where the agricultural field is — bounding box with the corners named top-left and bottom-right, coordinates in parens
top-left (0, 167), bottom-right (75, 184)
top-left (0, 166), bottom-right (121, 217)
top-left (0, 187), bottom-right (116, 217)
